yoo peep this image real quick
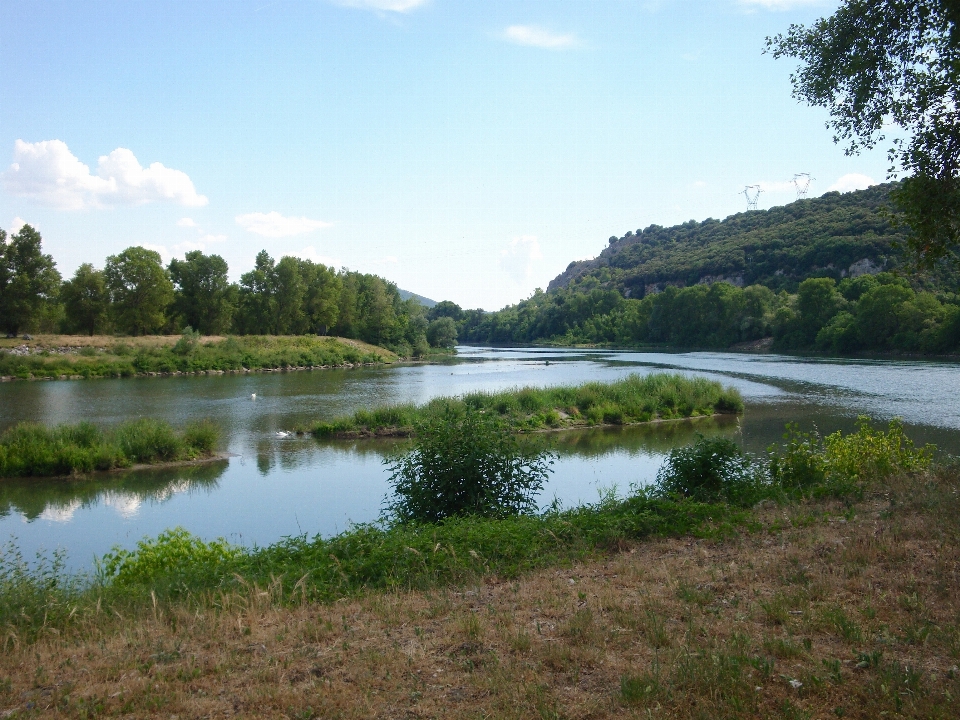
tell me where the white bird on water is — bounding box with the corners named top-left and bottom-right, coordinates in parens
top-left (251, 393), bottom-right (256, 400)
top-left (276, 430), bottom-right (290, 438)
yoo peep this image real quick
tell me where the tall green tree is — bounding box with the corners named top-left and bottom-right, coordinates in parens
top-left (236, 250), bottom-right (277, 335)
top-left (767, 0), bottom-right (960, 265)
top-left (61, 263), bottom-right (110, 335)
top-left (168, 251), bottom-right (234, 335)
top-left (273, 256), bottom-right (306, 334)
top-left (0, 225), bottom-right (61, 336)
top-left (104, 247), bottom-right (174, 335)
top-left (300, 260), bottom-right (342, 335)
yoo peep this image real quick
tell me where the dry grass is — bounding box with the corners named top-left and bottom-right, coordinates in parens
top-left (2, 471), bottom-right (959, 718)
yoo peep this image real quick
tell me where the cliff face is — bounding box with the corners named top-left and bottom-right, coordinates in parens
top-left (545, 184), bottom-right (922, 297)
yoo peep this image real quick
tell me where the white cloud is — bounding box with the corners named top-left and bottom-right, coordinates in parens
top-left (236, 211), bottom-right (332, 238)
top-left (2, 139), bottom-right (208, 210)
top-left (199, 233), bottom-right (228, 244)
top-left (737, 0), bottom-right (827, 10)
top-left (827, 173), bottom-right (877, 193)
top-left (172, 241), bottom-right (208, 256)
top-left (293, 245), bottom-right (341, 267)
top-left (9, 216), bottom-right (27, 234)
top-left (332, 0), bottom-right (428, 12)
top-left (177, 217), bottom-right (197, 227)
top-left (503, 25), bottom-right (578, 50)
top-left (500, 235), bottom-right (544, 283)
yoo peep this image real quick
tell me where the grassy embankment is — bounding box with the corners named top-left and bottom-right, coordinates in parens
top-left (0, 419), bottom-right (220, 479)
top-left (3, 419), bottom-right (956, 717)
top-left (312, 372), bottom-right (744, 437)
top-left (0, 334), bottom-right (397, 381)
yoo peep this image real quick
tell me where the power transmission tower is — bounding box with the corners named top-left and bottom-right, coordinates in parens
top-left (742, 185), bottom-right (762, 211)
top-left (792, 173), bottom-right (814, 199)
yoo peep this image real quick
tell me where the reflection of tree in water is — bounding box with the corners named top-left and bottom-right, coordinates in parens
top-left (525, 416), bottom-right (742, 459)
top-left (0, 460), bottom-right (227, 522)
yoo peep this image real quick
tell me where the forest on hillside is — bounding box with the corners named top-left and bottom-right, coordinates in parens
top-left (0, 225), bottom-right (458, 357)
top-left (550, 184), bottom-right (957, 297)
top-left (442, 186), bottom-right (960, 355)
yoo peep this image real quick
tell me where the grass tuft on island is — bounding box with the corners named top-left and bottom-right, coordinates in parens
top-left (312, 372), bottom-right (743, 437)
top-left (0, 334), bottom-right (397, 381)
top-left (0, 418), bottom-right (220, 479)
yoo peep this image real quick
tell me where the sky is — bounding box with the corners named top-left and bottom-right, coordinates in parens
top-left (0, 0), bottom-right (889, 311)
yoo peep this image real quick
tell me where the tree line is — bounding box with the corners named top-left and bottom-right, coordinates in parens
top-left (445, 272), bottom-right (960, 355)
top-left (0, 224), bottom-right (458, 355)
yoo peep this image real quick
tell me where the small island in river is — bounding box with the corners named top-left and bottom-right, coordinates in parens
top-left (311, 372), bottom-right (743, 438)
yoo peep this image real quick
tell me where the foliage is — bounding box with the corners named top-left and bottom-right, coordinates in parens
top-left (60, 263), bottom-right (110, 336)
top-left (654, 435), bottom-right (767, 506)
top-left (0, 334), bottom-right (390, 380)
top-left (104, 246), bottom-right (174, 335)
top-left (168, 251), bottom-right (234, 335)
top-left (313, 373), bottom-right (744, 437)
top-left (0, 419), bottom-right (221, 478)
top-left (0, 224), bottom-right (61, 336)
top-left (767, 1), bottom-right (960, 266)
top-left (769, 416), bottom-right (934, 496)
top-left (384, 405), bottom-right (555, 523)
top-left (426, 316), bottom-right (457, 348)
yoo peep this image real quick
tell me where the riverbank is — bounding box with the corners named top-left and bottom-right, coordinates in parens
top-left (312, 373), bottom-right (743, 438)
top-left (0, 419), bottom-right (221, 479)
top-left (0, 334), bottom-right (398, 381)
top-left (0, 442), bottom-right (954, 717)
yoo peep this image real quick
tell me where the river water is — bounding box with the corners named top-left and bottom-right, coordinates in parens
top-left (1, 347), bottom-right (958, 571)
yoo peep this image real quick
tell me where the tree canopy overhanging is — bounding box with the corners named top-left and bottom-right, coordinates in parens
top-left (767, 0), bottom-right (960, 266)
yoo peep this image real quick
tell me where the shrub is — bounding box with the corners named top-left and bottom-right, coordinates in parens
top-left (655, 435), bottom-right (766, 506)
top-left (384, 405), bottom-right (555, 523)
top-left (769, 417), bottom-right (934, 496)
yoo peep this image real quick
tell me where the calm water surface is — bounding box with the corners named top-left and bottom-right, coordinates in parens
top-left (1, 346), bottom-right (958, 570)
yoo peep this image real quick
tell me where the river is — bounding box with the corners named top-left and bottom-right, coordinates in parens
top-left (1, 346), bottom-right (958, 571)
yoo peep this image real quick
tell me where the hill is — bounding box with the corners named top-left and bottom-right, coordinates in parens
top-left (397, 288), bottom-right (437, 307)
top-left (548, 183), bottom-right (951, 297)
top-left (456, 185), bottom-right (960, 354)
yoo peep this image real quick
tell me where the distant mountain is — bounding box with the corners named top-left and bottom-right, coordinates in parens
top-left (398, 289), bottom-right (437, 308)
top-left (547, 183), bottom-right (952, 297)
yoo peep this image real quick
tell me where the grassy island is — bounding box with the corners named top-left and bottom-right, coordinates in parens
top-left (0, 334), bottom-right (397, 382)
top-left (0, 418), bottom-right (221, 478)
top-left (312, 372), bottom-right (744, 437)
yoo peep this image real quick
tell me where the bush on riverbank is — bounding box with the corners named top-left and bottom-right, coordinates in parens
top-left (0, 334), bottom-right (395, 381)
top-left (313, 373), bottom-right (744, 437)
top-left (0, 419), bottom-right (220, 478)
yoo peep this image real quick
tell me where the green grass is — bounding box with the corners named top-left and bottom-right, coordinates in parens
top-left (0, 335), bottom-right (392, 380)
top-left (0, 418), bottom-right (221, 478)
top-left (313, 372), bottom-right (744, 437)
top-left (0, 415), bottom-right (934, 648)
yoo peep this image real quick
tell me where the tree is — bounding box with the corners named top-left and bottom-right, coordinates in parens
top-left (0, 224), bottom-right (61, 336)
top-left (61, 263), bottom-right (110, 335)
top-left (300, 260), bottom-right (342, 334)
top-left (426, 316), bottom-right (458, 348)
top-left (767, 1), bottom-right (960, 265)
top-left (104, 247), bottom-right (174, 335)
top-left (168, 251), bottom-right (234, 335)
top-left (236, 250), bottom-right (277, 335)
top-left (384, 405), bottom-right (554, 524)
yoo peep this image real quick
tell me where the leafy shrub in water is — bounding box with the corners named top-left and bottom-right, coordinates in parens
top-left (384, 405), bottom-right (555, 523)
top-left (655, 435), bottom-right (767, 506)
top-left (769, 417), bottom-right (934, 496)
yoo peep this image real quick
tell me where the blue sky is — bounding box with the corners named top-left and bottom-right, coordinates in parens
top-left (0, 0), bottom-right (885, 310)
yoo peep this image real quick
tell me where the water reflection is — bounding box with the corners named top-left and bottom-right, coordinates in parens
top-left (0, 461), bottom-right (227, 523)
